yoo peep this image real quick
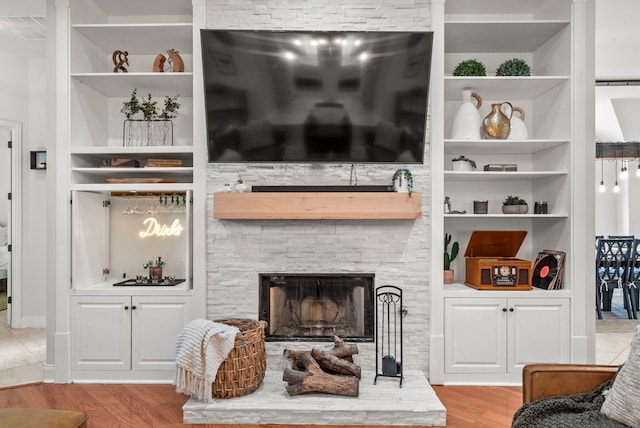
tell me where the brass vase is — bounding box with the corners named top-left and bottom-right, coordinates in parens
top-left (483, 102), bottom-right (513, 139)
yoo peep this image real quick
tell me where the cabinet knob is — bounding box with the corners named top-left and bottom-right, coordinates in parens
top-left (509, 308), bottom-right (514, 312)
top-left (131, 305), bottom-right (137, 310)
top-left (502, 308), bottom-right (507, 312)
top-left (124, 306), bottom-right (129, 310)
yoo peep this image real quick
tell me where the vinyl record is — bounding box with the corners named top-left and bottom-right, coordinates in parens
top-left (532, 254), bottom-right (558, 289)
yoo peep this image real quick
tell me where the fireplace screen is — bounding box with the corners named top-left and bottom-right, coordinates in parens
top-left (259, 273), bottom-right (374, 342)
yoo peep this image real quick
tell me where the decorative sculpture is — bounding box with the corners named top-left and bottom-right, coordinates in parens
top-left (167, 49), bottom-right (185, 72)
top-left (112, 50), bottom-right (129, 73)
top-left (152, 49), bottom-right (184, 73)
top-left (153, 53), bottom-right (166, 72)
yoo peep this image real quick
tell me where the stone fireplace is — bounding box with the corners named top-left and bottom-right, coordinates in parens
top-left (259, 273), bottom-right (374, 342)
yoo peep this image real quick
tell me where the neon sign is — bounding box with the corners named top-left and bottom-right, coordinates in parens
top-left (139, 217), bottom-right (184, 238)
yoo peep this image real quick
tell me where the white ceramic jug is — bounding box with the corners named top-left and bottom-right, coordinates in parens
top-left (507, 106), bottom-right (529, 140)
top-left (451, 90), bottom-right (482, 140)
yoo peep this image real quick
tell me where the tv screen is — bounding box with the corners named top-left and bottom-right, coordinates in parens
top-left (201, 30), bottom-right (433, 163)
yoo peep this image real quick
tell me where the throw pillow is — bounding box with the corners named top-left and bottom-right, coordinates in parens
top-left (238, 120), bottom-right (276, 152)
top-left (601, 324), bottom-right (640, 426)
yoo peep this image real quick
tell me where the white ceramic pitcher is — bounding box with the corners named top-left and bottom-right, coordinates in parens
top-left (451, 90), bottom-right (482, 140)
top-left (507, 106), bottom-right (529, 140)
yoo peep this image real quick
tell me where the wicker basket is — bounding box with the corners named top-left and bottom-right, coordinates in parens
top-left (211, 318), bottom-right (267, 399)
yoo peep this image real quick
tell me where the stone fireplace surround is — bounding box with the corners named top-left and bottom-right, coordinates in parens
top-left (202, 0), bottom-right (436, 424)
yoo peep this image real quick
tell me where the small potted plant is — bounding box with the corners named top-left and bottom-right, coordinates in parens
top-left (502, 195), bottom-right (529, 214)
top-left (392, 168), bottom-right (414, 195)
top-left (496, 58), bottom-right (531, 76)
top-left (444, 233), bottom-right (459, 284)
top-left (452, 59), bottom-right (487, 76)
top-left (451, 155), bottom-right (476, 171)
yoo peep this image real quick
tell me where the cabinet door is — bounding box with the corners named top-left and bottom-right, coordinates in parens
top-left (507, 298), bottom-right (570, 374)
top-left (131, 296), bottom-right (192, 371)
top-left (71, 296), bottom-right (131, 371)
top-left (72, 191), bottom-right (109, 288)
top-left (444, 297), bottom-right (507, 374)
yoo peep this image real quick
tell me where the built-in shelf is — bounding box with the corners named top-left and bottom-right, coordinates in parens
top-left (71, 73), bottom-right (193, 97)
top-left (444, 76), bottom-right (569, 100)
top-left (444, 171), bottom-right (567, 181)
top-left (445, 21), bottom-right (569, 53)
top-left (444, 139), bottom-right (569, 155)
top-left (445, 213), bottom-right (568, 218)
top-left (213, 192), bottom-right (422, 220)
top-left (73, 23), bottom-right (193, 54)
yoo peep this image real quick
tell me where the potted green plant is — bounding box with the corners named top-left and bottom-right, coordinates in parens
top-left (444, 233), bottom-right (459, 284)
top-left (452, 59), bottom-right (487, 76)
top-left (496, 58), bottom-right (531, 76)
top-left (121, 88), bottom-right (180, 146)
top-left (451, 155), bottom-right (476, 171)
top-left (392, 168), bottom-right (414, 195)
top-left (502, 195), bottom-right (529, 214)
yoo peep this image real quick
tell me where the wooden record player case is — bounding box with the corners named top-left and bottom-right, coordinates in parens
top-left (464, 230), bottom-right (532, 290)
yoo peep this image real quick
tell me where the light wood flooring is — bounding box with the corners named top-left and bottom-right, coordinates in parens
top-left (0, 382), bottom-right (521, 428)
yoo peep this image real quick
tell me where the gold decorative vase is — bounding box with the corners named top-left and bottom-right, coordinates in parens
top-left (483, 102), bottom-right (513, 139)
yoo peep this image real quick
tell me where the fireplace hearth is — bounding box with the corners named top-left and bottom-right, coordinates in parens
top-left (259, 273), bottom-right (374, 342)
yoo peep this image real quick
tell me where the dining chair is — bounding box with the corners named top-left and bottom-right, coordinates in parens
top-left (625, 239), bottom-right (640, 318)
top-left (595, 237), bottom-right (635, 319)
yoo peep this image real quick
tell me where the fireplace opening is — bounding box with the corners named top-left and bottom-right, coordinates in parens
top-left (259, 273), bottom-right (374, 342)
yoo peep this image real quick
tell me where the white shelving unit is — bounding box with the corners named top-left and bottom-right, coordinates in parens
top-left (53, 0), bottom-right (202, 383)
top-left (429, 0), bottom-right (593, 384)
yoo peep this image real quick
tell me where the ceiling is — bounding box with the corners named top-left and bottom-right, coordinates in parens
top-left (595, 0), bottom-right (640, 142)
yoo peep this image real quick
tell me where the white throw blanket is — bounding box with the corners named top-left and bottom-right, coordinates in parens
top-left (175, 319), bottom-right (239, 402)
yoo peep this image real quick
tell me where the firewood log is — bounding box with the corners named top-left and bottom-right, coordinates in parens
top-left (282, 352), bottom-right (359, 397)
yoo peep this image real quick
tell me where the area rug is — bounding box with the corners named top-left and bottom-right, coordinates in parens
top-left (597, 291), bottom-right (639, 333)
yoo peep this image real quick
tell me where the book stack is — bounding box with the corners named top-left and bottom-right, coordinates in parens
top-left (100, 158), bottom-right (140, 168)
top-left (145, 159), bottom-right (183, 168)
top-left (483, 163), bottom-right (518, 171)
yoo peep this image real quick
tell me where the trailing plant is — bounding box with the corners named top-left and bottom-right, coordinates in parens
top-left (444, 233), bottom-right (459, 270)
top-left (392, 168), bottom-right (414, 196)
top-left (452, 59), bottom-right (487, 76)
top-left (496, 58), bottom-right (531, 76)
top-left (503, 195), bottom-right (528, 205)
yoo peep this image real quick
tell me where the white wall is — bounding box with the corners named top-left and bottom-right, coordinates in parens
top-left (0, 51), bottom-right (48, 326)
top-left (205, 0), bottom-right (432, 373)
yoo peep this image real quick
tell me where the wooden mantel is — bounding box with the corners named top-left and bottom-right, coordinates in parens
top-left (213, 192), bottom-right (422, 220)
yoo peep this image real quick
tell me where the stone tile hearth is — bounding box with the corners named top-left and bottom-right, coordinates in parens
top-left (183, 370), bottom-right (446, 426)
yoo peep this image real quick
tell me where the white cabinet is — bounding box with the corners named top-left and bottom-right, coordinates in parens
top-left (71, 295), bottom-right (192, 373)
top-left (444, 296), bottom-right (570, 377)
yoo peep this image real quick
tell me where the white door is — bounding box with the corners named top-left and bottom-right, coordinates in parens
top-left (444, 297), bottom-right (507, 374)
top-left (72, 191), bottom-right (110, 288)
top-left (131, 295), bottom-right (192, 371)
top-left (71, 295), bottom-right (131, 371)
top-left (0, 126), bottom-right (10, 322)
top-left (507, 298), bottom-right (571, 374)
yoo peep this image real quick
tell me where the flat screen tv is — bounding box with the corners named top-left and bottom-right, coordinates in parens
top-left (201, 30), bottom-right (433, 163)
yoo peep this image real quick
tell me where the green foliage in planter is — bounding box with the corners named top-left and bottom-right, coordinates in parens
top-left (444, 233), bottom-right (459, 270)
top-left (121, 88), bottom-right (181, 120)
top-left (452, 59), bottom-right (487, 76)
top-left (496, 58), bottom-right (531, 76)
top-left (392, 168), bottom-right (414, 196)
top-left (503, 195), bottom-right (528, 205)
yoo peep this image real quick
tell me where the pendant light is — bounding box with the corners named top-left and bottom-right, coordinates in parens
top-left (614, 160), bottom-right (620, 193)
top-left (599, 158), bottom-right (606, 192)
top-left (620, 160), bottom-right (628, 179)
